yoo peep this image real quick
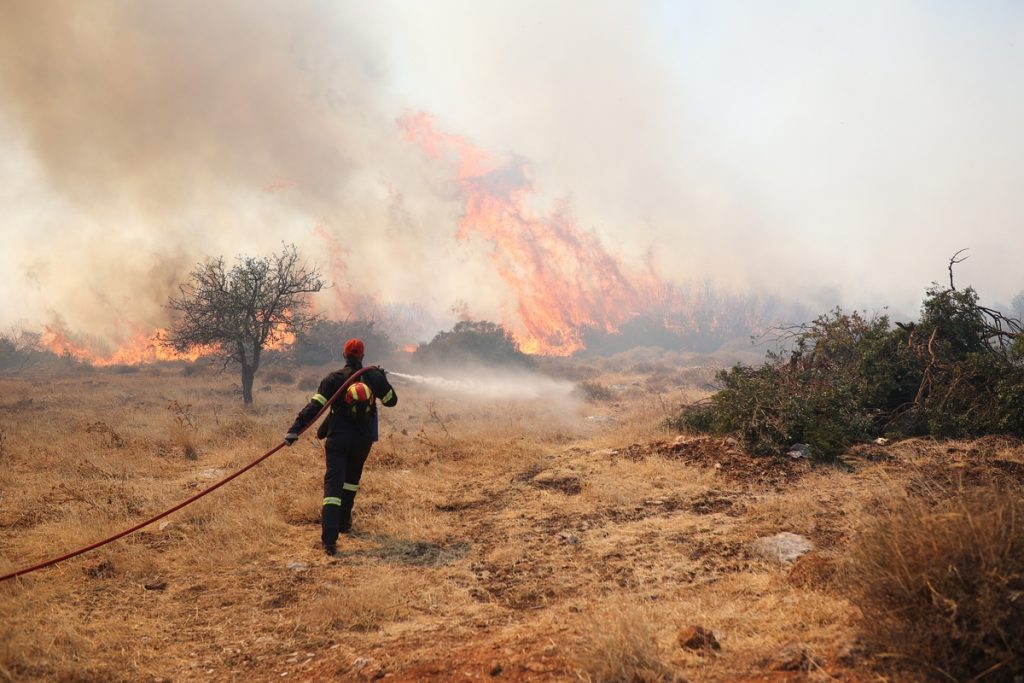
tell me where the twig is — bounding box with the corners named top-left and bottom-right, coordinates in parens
top-left (948, 248), bottom-right (969, 290)
top-left (426, 402), bottom-right (452, 439)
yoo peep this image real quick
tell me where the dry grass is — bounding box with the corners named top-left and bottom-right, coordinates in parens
top-left (0, 360), bottom-right (1020, 681)
top-left (845, 487), bottom-right (1024, 681)
top-left (572, 596), bottom-right (678, 682)
top-left (303, 568), bottom-right (419, 631)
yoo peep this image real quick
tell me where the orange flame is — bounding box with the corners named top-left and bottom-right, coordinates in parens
top-left (40, 317), bottom-right (295, 367)
top-left (401, 112), bottom-right (669, 356)
top-left (40, 324), bottom-right (212, 366)
top-left (264, 310), bottom-right (297, 351)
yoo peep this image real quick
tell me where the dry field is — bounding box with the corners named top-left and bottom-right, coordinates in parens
top-left (1, 356), bottom-right (1022, 682)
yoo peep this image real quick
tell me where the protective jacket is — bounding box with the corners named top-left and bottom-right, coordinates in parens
top-left (287, 361), bottom-right (397, 442)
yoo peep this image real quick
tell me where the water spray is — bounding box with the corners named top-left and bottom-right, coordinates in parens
top-left (387, 369), bottom-right (574, 400)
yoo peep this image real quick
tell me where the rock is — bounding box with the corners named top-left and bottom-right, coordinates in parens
top-left (786, 443), bottom-right (812, 459)
top-left (677, 625), bottom-right (720, 653)
top-left (749, 532), bottom-right (814, 564)
top-left (530, 469), bottom-right (582, 495)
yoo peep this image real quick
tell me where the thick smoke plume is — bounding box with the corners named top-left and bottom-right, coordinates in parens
top-left (0, 1), bottom-right (469, 346)
top-left (2, 2), bottom-right (1022, 356)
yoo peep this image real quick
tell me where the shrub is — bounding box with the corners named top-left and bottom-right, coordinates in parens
top-left (845, 489), bottom-right (1024, 680)
top-left (261, 367), bottom-right (295, 385)
top-left (577, 380), bottom-right (614, 402)
top-left (413, 320), bottom-right (530, 367)
top-left (293, 318), bottom-right (396, 365)
top-left (667, 282), bottom-right (1024, 460)
top-left (167, 400), bottom-right (198, 459)
top-left (0, 329), bottom-right (44, 370)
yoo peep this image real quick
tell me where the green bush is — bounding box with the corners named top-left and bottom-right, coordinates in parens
top-left (293, 319), bottom-right (396, 365)
top-left (413, 320), bottom-right (530, 367)
top-left (667, 283), bottom-right (1024, 460)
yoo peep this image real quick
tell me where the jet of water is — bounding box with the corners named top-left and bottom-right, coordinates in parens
top-left (386, 369), bottom-right (574, 400)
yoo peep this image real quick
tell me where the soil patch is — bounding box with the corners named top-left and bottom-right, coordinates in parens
top-left (345, 538), bottom-right (471, 567)
top-left (656, 436), bottom-right (811, 485)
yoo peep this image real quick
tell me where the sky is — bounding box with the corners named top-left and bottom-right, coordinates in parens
top-left (1, 1), bottom-right (1021, 350)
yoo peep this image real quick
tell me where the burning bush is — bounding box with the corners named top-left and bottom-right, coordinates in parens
top-left (413, 320), bottom-right (530, 367)
top-left (845, 489), bottom-right (1024, 680)
top-left (668, 280), bottom-right (1024, 459)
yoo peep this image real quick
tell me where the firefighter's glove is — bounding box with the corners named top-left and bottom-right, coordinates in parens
top-left (284, 433), bottom-right (299, 446)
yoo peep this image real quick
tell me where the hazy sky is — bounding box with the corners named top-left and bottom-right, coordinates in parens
top-left (1, 1), bottom-right (1021, 347)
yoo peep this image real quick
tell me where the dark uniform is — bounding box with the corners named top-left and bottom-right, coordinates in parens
top-left (286, 358), bottom-right (397, 554)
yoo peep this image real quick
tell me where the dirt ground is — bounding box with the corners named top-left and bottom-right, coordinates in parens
top-left (1, 358), bottom-right (1021, 682)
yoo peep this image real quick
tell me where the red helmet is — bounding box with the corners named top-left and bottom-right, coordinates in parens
top-left (343, 338), bottom-right (365, 360)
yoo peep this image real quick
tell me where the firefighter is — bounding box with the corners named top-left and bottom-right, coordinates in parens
top-left (284, 338), bottom-right (397, 556)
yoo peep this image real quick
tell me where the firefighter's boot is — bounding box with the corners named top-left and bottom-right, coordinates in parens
top-left (340, 485), bottom-right (358, 534)
top-left (322, 496), bottom-right (342, 554)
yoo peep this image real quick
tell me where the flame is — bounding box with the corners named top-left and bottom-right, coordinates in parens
top-left (40, 316), bottom-right (296, 367)
top-left (264, 310), bottom-right (297, 351)
top-left (401, 112), bottom-right (670, 356)
top-left (40, 324), bottom-right (212, 366)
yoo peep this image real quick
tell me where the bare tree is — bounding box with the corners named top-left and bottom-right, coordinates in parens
top-left (163, 244), bottom-right (324, 404)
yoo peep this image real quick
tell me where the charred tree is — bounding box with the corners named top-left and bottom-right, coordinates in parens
top-left (163, 244), bottom-right (324, 404)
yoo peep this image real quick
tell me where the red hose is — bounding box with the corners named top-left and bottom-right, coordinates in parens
top-left (0, 366), bottom-right (378, 583)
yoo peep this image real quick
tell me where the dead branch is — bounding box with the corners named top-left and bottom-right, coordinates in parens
top-left (947, 249), bottom-right (969, 290)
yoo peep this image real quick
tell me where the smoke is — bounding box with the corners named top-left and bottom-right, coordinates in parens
top-left (1, 2), bottom-right (1022, 349)
top-left (0, 1), bottom-right (479, 340)
top-left (389, 369), bottom-right (575, 403)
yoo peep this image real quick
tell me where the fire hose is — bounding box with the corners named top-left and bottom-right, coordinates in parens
top-left (0, 366), bottom-right (379, 583)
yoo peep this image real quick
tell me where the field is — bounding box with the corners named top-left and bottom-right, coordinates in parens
top-left (1, 354), bottom-right (1022, 682)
